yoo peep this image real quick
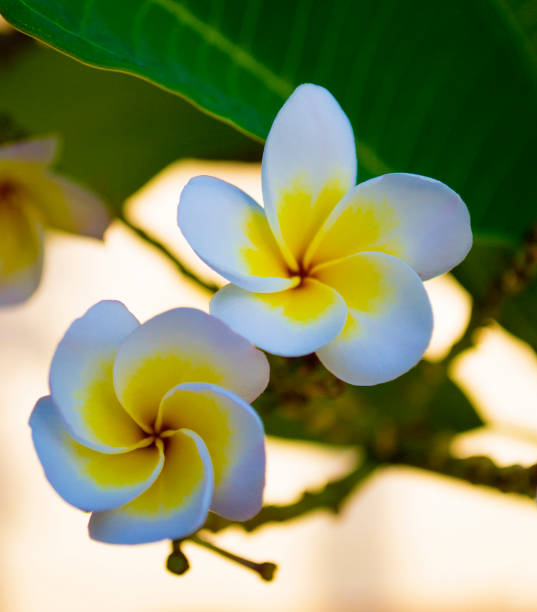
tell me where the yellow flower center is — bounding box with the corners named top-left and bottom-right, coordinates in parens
top-left (287, 257), bottom-right (311, 283)
top-left (140, 418), bottom-right (180, 451)
top-left (286, 252), bottom-right (329, 288)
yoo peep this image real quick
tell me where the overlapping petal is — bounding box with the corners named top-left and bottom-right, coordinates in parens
top-left (210, 278), bottom-right (347, 357)
top-left (49, 301), bottom-right (146, 452)
top-left (314, 252), bottom-right (433, 385)
top-left (262, 84), bottom-right (357, 266)
top-left (34, 174), bottom-right (111, 239)
top-left (89, 429), bottom-right (213, 544)
top-left (178, 176), bottom-right (294, 292)
top-left (308, 173), bottom-right (472, 280)
top-left (113, 308), bottom-right (269, 430)
top-left (30, 397), bottom-right (164, 512)
top-left (1, 137), bottom-right (109, 240)
top-left (158, 382), bottom-right (265, 520)
top-left (0, 199), bottom-right (43, 306)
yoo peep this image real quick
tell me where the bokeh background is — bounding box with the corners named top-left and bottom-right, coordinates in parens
top-left (1, 14), bottom-right (537, 612)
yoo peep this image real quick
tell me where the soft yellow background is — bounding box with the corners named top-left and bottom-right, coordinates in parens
top-left (1, 162), bottom-right (537, 611)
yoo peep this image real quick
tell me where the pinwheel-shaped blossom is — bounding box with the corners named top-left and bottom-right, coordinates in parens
top-left (178, 84), bottom-right (472, 385)
top-left (30, 302), bottom-right (268, 544)
top-left (0, 137), bottom-right (109, 306)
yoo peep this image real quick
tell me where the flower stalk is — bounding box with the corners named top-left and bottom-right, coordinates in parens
top-left (188, 534), bottom-right (277, 582)
top-left (118, 212), bottom-right (219, 294)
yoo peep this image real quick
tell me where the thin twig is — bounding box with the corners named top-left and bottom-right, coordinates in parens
top-left (205, 445), bottom-right (537, 537)
top-left (443, 226), bottom-right (537, 365)
top-left (118, 212), bottom-right (219, 294)
top-left (396, 448), bottom-right (537, 498)
top-left (188, 534), bottom-right (277, 581)
top-left (204, 458), bottom-right (378, 533)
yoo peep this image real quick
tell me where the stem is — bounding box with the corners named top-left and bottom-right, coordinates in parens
top-left (205, 444), bottom-right (537, 537)
top-left (394, 445), bottom-right (537, 498)
top-left (205, 458), bottom-right (377, 533)
top-left (188, 534), bottom-right (277, 581)
top-left (443, 225), bottom-right (537, 365)
top-left (118, 213), bottom-right (219, 294)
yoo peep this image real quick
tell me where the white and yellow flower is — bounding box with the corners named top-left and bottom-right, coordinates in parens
top-left (30, 302), bottom-right (268, 544)
top-left (178, 84), bottom-right (472, 385)
top-left (0, 136), bottom-right (109, 306)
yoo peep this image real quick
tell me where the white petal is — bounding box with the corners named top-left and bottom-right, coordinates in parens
top-left (49, 301), bottom-right (146, 452)
top-left (89, 429), bottom-right (213, 544)
top-left (0, 143), bottom-right (109, 240)
top-left (309, 173), bottom-right (472, 280)
top-left (40, 174), bottom-right (111, 239)
top-left (262, 84), bottom-right (357, 265)
top-left (158, 383), bottom-right (265, 521)
top-left (315, 252), bottom-right (433, 385)
top-left (178, 176), bottom-right (294, 292)
top-left (0, 136), bottom-right (58, 165)
top-left (113, 308), bottom-right (269, 431)
top-left (210, 279), bottom-right (347, 357)
top-left (30, 397), bottom-right (164, 512)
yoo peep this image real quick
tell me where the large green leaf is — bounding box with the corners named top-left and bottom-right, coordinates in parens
top-left (0, 36), bottom-right (260, 210)
top-left (1, 0), bottom-right (537, 242)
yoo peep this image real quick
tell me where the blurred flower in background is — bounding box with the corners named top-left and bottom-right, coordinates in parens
top-left (0, 136), bottom-right (109, 306)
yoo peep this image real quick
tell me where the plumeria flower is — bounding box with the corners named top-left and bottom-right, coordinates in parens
top-left (30, 302), bottom-right (268, 544)
top-left (178, 84), bottom-right (472, 385)
top-left (0, 136), bottom-right (109, 306)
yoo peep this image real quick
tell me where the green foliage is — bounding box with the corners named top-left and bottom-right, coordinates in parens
top-left (257, 357), bottom-right (483, 447)
top-left (0, 37), bottom-right (260, 211)
top-left (2, 0), bottom-right (537, 242)
top-left (455, 236), bottom-right (537, 353)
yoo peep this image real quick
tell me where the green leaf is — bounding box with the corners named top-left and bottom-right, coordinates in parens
top-left (1, 0), bottom-right (537, 241)
top-left (0, 37), bottom-right (260, 210)
top-left (256, 358), bottom-right (483, 446)
top-left (356, 364), bottom-right (484, 436)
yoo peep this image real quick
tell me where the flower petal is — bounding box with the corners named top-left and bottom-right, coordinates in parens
top-left (210, 278), bottom-right (347, 357)
top-left (308, 173), bottom-right (472, 280)
top-left (89, 428), bottom-right (213, 544)
top-left (178, 176), bottom-right (294, 292)
top-left (36, 174), bottom-right (111, 239)
top-left (0, 136), bottom-right (58, 165)
top-left (0, 139), bottom-right (109, 240)
top-left (30, 397), bottom-right (164, 512)
top-left (262, 84), bottom-right (357, 266)
top-left (314, 252), bottom-right (433, 385)
top-left (158, 382), bottom-right (265, 521)
top-left (0, 200), bottom-right (43, 306)
top-left (113, 308), bottom-right (269, 431)
top-left (49, 301), bottom-right (147, 452)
